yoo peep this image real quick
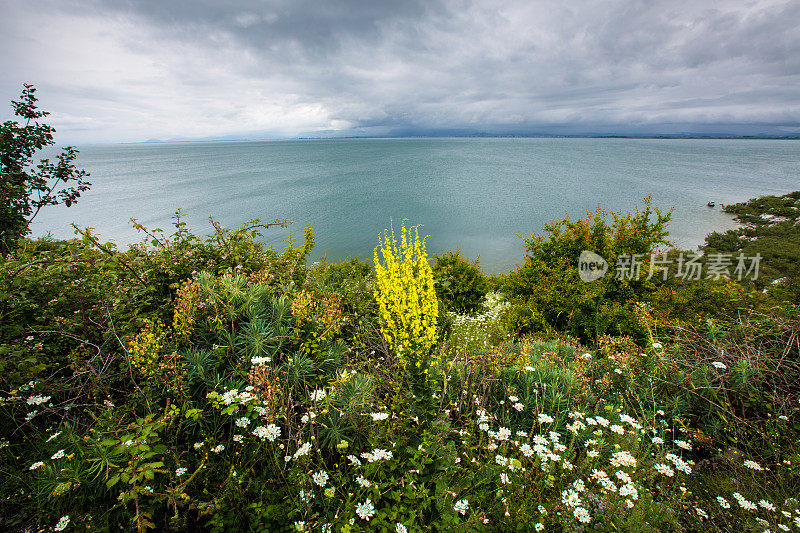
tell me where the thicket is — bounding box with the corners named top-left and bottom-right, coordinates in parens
top-left (1, 155), bottom-right (799, 531)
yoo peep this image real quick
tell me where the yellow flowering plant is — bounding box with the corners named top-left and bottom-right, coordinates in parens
top-left (373, 220), bottom-right (439, 416)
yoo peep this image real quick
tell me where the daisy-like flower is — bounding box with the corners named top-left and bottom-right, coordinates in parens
top-left (27, 394), bottom-right (51, 406)
top-left (54, 515), bottom-right (70, 532)
top-left (651, 437), bottom-right (664, 444)
top-left (561, 489), bottom-right (582, 508)
top-left (396, 524), bottom-right (408, 533)
top-left (312, 470), bottom-right (329, 487)
top-left (253, 423), bottom-right (281, 441)
top-left (733, 492), bottom-right (757, 511)
top-left (212, 444), bottom-right (225, 453)
top-left (235, 417), bottom-right (251, 428)
top-left (361, 448), bottom-right (392, 463)
top-left (454, 499), bottom-right (469, 515)
top-left (356, 499), bottom-right (375, 520)
top-left (233, 434), bottom-right (243, 442)
top-left (29, 461), bottom-right (44, 470)
top-left (51, 449), bottom-right (65, 460)
top-left (610, 451), bottom-right (636, 468)
top-left (251, 356), bottom-right (272, 365)
top-left (525, 366), bottom-right (535, 371)
top-left (743, 459), bottom-right (763, 471)
top-left (193, 442), bottom-right (204, 449)
top-left (538, 413), bottom-right (554, 424)
top-left (176, 467), bottom-right (187, 477)
top-left (695, 507), bottom-right (708, 519)
top-left (610, 424), bottom-right (624, 435)
top-left (46, 431), bottom-right (61, 443)
top-left (513, 402), bottom-right (524, 412)
top-left (535, 524), bottom-right (544, 532)
top-left (652, 342), bottom-right (663, 349)
top-left (711, 361), bottom-right (726, 369)
top-left (356, 475), bottom-right (371, 487)
top-left (574, 507), bottom-right (591, 524)
top-left (716, 496), bottom-right (730, 508)
top-left (370, 412), bottom-right (389, 421)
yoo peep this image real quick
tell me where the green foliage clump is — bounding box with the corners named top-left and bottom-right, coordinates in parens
top-left (501, 196), bottom-right (672, 343)
top-left (432, 249), bottom-right (488, 314)
top-left (2, 191), bottom-right (800, 532)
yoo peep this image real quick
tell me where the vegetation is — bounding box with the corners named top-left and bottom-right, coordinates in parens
top-left (1, 89), bottom-right (799, 530)
top-left (0, 84), bottom-right (90, 254)
top-left (705, 191), bottom-right (800, 302)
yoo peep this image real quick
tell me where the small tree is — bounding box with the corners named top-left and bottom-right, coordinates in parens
top-left (0, 83), bottom-right (91, 254)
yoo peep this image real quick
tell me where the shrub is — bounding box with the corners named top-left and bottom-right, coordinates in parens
top-left (432, 249), bottom-right (488, 314)
top-left (502, 196), bottom-right (672, 343)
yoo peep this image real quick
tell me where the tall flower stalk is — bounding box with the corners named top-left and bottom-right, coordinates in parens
top-left (374, 220), bottom-right (439, 417)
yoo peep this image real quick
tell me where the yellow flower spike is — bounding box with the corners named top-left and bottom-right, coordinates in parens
top-left (374, 220), bottom-right (439, 395)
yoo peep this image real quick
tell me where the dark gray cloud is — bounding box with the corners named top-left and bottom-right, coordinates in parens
top-left (1, 0), bottom-right (798, 142)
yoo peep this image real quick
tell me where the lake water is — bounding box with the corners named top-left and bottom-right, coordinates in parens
top-left (32, 137), bottom-right (800, 273)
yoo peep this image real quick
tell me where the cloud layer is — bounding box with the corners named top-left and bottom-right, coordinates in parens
top-left (1, 0), bottom-right (798, 142)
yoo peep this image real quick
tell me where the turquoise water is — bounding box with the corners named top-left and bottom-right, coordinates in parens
top-left (32, 138), bottom-right (800, 273)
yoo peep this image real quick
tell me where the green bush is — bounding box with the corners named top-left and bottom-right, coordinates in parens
top-left (501, 197), bottom-right (672, 343)
top-left (432, 249), bottom-right (488, 314)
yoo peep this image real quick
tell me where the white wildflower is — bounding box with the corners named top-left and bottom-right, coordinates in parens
top-left (54, 515), bottom-right (70, 531)
top-left (454, 499), bottom-right (469, 515)
top-left (312, 470), bottom-right (329, 487)
top-left (356, 499), bottom-right (375, 520)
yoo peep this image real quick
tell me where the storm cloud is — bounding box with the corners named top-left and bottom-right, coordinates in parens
top-left (1, 0), bottom-right (798, 143)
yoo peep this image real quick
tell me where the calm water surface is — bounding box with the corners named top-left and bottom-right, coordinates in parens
top-left (33, 138), bottom-right (800, 272)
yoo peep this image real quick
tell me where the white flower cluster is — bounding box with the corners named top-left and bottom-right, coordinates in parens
top-left (252, 423), bottom-right (281, 441)
top-left (361, 448), bottom-right (393, 463)
top-left (309, 389), bottom-right (326, 402)
top-left (27, 394), bottom-right (51, 406)
top-left (453, 498), bottom-right (469, 515)
top-left (220, 388), bottom-right (257, 406)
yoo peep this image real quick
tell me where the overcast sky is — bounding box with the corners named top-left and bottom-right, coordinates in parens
top-left (1, 0), bottom-right (798, 143)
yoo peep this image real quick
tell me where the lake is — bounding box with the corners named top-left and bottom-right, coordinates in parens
top-left (32, 137), bottom-right (800, 273)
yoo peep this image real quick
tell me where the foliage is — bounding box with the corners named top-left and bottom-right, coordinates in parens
top-left (2, 194), bottom-right (800, 532)
top-left (0, 84), bottom-right (90, 254)
top-left (432, 249), bottom-right (488, 314)
top-left (502, 196), bottom-right (673, 343)
top-left (704, 191), bottom-right (800, 302)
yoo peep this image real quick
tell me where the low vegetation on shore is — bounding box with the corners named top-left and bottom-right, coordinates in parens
top-left (2, 85), bottom-right (799, 532)
top-left (1, 190), bottom-right (799, 532)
